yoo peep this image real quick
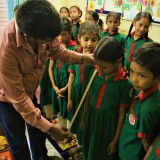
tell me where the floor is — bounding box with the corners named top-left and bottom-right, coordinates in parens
top-left (46, 139), bottom-right (63, 159)
top-left (26, 129), bottom-right (64, 160)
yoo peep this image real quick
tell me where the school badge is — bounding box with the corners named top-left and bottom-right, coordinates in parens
top-left (129, 114), bottom-right (135, 125)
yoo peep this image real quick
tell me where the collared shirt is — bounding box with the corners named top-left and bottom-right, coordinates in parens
top-left (100, 28), bottom-right (126, 45)
top-left (124, 31), bottom-right (153, 70)
top-left (0, 19), bottom-right (82, 132)
top-left (119, 83), bottom-right (160, 160)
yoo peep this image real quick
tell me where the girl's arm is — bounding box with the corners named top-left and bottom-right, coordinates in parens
top-left (67, 73), bottom-right (75, 112)
top-left (143, 133), bottom-right (160, 160)
top-left (107, 107), bottom-right (127, 155)
top-left (80, 90), bottom-right (91, 131)
top-left (48, 59), bottom-right (59, 94)
top-left (142, 137), bottom-right (152, 152)
top-left (58, 84), bottom-right (68, 98)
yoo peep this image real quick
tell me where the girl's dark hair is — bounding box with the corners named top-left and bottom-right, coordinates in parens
top-left (16, 0), bottom-right (62, 39)
top-left (106, 11), bottom-right (121, 22)
top-left (131, 42), bottom-right (160, 78)
top-left (126, 12), bottom-right (152, 41)
top-left (78, 21), bottom-right (100, 39)
top-left (98, 19), bottom-right (104, 29)
top-left (94, 36), bottom-right (124, 66)
top-left (61, 18), bottom-right (72, 33)
top-left (59, 7), bottom-right (69, 15)
top-left (86, 11), bottom-right (99, 22)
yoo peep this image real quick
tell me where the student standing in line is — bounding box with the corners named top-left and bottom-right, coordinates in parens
top-left (100, 12), bottom-right (126, 45)
top-left (0, 1), bottom-right (94, 160)
top-left (48, 18), bottom-right (77, 127)
top-left (124, 12), bottom-right (153, 71)
top-left (67, 21), bottom-right (100, 156)
top-left (119, 42), bottom-right (160, 160)
top-left (69, 5), bottom-right (82, 43)
top-left (85, 10), bottom-right (104, 34)
top-left (59, 7), bottom-right (70, 19)
top-left (82, 37), bottom-right (132, 160)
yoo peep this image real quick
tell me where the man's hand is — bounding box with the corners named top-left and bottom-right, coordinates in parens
top-left (81, 54), bottom-right (95, 65)
top-left (47, 123), bottom-right (70, 142)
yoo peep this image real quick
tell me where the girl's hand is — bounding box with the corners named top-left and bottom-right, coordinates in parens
top-left (107, 140), bottom-right (117, 155)
top-left (67, 99), bottom-right (73, 112)
top-left (53, 86), bottom-right (60, 94)
top-left (57, 93), bottom-right (65, 98)
top-left (59, 87), bottom-right (67, 96)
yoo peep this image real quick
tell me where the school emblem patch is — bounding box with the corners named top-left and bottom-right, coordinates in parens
top-left (129, 114), bottom-right (135, 125)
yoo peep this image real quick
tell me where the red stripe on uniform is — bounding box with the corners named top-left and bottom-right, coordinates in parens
top-left (138, 132), bottom-right (147, 139)
top-left (96, 83), bottom-right (107, 109)
top-left (130, 98), bottom-right (138, 122)
top-left (128, 42), bottom-right (136, 62)
top-left (80, 64), bottom-right (84, 84)
top-left (58, 61), bottom-right (62, 70)
top-left (68, 69), bottom-right (74, 74)
top-left (120, 104), bottom-right (129, 108)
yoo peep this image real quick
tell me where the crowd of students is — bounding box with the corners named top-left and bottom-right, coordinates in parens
top-left (0, 0), bottom-right (160, 160)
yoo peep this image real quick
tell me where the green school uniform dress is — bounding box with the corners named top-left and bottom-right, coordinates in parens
top-left (124, 31), bottom-right (153, 70)
top-left (68, 48), bottom-right (94, 145)
top-left (40, 59), bottom-right (52, 106)
top-left (100, 28), bottom-right (126, 45)
top-left (72, 22), bottom-right (80, 43)
top-left (148, 141), bottom-right (160, 160)
top-left (83, 68), bottom-right (132, 160)
top-left (50, 40), bottom-right (76, 118)
top-left (119, 84), bottom-right (160, 160)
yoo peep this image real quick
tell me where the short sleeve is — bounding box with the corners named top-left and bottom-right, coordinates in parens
top-left (138, 106), bottom-right (160, 139)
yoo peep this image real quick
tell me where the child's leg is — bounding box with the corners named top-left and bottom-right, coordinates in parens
top-left (43, 104), bottom-right (52, 120)
top-left (57, 112), bottom-right (67, 128)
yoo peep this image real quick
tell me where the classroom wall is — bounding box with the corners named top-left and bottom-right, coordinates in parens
top-left (51, 0), bottom-right (160, 42)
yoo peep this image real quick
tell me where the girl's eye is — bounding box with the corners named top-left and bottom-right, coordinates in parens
top-left (139, 74), bottom-right (145, 78)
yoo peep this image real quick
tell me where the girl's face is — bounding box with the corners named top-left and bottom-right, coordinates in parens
top-left (130, 61), bottom-right (158, 91)
top-left (95, 58), bottom-right (120, 75)
top-left (60, 8), bottom-right (69, 18)
top-left (69, 7), bottom-right (81, 21)
top-left (85, 13), bottom-right (94, 22)
top-left (78, 31), bottom-right (99, 53)
top-left (106, 16), bottom-right (120, 32)
top-left (59, 31), bottom-right (71, 45)
top-left (133, 17), bottom-right (151, 38)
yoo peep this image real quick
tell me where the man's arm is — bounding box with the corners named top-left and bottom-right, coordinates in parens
top-left (49, 38), bottom-right (94, 65)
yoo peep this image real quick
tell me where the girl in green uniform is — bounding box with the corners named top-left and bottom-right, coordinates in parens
top-left (124, 12), bottom-right (153, 71)
top-left (69, 5), bottom-right (82, 43)
top-left (82, 37), bottom-right (132, 160)
top-left (48, 18), bottom-right (76, 126)
top-left (119, 42), bottom-right (160, 160)
top-left (67, 21), bottom-right (100, 155)
top-left (100, 12), bottom-right (126, 45)
top-left (40, 59), bottom-right (52, 120)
